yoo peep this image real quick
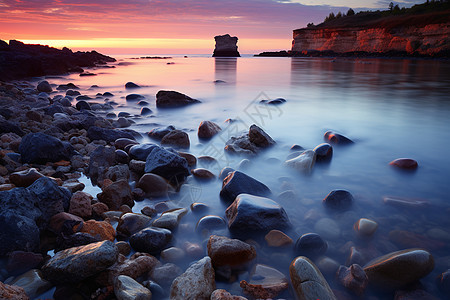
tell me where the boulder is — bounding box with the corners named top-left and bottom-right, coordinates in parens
top-left (363, 248), bottom-right (434, 289)
top-left (213, 34), bottom-right (240, 57)
top-left (160, 129), bottom-right (190, 148)
top-left (220, 171), bottom-right (271, 204)
top-left (290, 256), bottom-right (337, 300)
top-left (42, 241), bottom-right (119, 284)
top-left (0, 212), bottom-right (40, 255)
top-left (114, 275), bottom-right (152, 300)
top-left (225, 194), bottom-right (290, 236)
top-left (170, 256), bottom-right (215, 300)
top-left (323, 189), bottom-right (354, 210)
top-left (9, 168), bottom-right (44, 187)
top-left (207, 235), bottom-right (256, 268)
top-left (284, 150), bottom-right (316, 173)
top-left (144, 146), bottom-right (190, 181)
top-left (69, 191), bottom-right (93, 218)
top-left (19, 132), bottom-right (75, 164)
top-left (156, 90), bottom-right (201, 108)
top-left (129, 227), bottom-right (172, 255)
top-left (147, 125), bottom-right (176, 140)
top-left (198, 121), bottom-right (222, 139)
top-left (97, 179), bottom-right (134, 210)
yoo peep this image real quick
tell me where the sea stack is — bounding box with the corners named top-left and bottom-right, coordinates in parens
top-left (212, 34), bottom-right (240, 57)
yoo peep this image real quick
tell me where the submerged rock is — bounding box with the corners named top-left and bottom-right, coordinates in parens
top-left (323, 189), bottom-right (354, 210)
top-left (324, 131), bottom-right (353, 145)
top-left (389, 158), bottom-right (418, 170)
top-left (156, 90), bottom-right (201, 108)
top-left (225, 194), bottom-right (290, 235)
top-left (240, 264), bottom-right (288, 299)
top-left (213, 34), bottom-right (240, 57)
top-left (290, 256), bottom-right (337, 300)
top-left (170, 256), bottom-right (215, 300)
top-left (161, 129), bottom-right (190, 148)
top-left (336, 264), bottom-right (368, 296)
top-left (144, 146), bottom-right (190, 181)
top-left (198, 120), bottom-right (222, 139)
top-left (284, 150), bottom-right (316, 173)
top-left (294, 233), bottom-right (328, 258)
top-left (363, 248), bottom-right (434, 289)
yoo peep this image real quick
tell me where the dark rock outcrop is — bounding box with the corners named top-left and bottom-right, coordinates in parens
top-left (0, 40), bottom-right (115, 81)
top-left (19, 132), bottom-right (76, 164)
top-left (156, 90), bottom-right (201, 108)
top-left (213, 34), bottom-right (240, 57)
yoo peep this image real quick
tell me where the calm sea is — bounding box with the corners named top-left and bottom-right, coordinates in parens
top-left (48, 55), bottom-right (450, 299)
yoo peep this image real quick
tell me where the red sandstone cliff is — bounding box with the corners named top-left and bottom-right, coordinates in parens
top-left (292, 10), bottom-right (450, 56)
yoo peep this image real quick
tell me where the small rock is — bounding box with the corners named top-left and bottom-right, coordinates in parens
top-left (207, 235), bottom-right (256, 268)
top-left (324, 131), bottom-right (353, 145)
top-left (69, 191), bottom-right (93, 218)
top-left (265, 230), bottom-right (293, 247)
top-left (37, 80), bottom-right (52, 93)
top-left (284, 150), bottom-right (316, 173)
top-left (161, 129), bottom-right (190, 148)
top-left (336, 264), bottom-right (368, 296)
top-left (178, 152), bottom-right (197, 167)
top-left (9, 168), bottom-right (44, 187)
top-left (170, 256), bottom-right (215, 300)
top-left (248, 124), bottom-right (275, 147)
top-left (198, 121), bottom-right (222, 139)
top-left (150, 263), bottom-right (183, 287)
top-left (294, 233), bottom-right (327, 258)
top-left (125, 82), bottom-right (140, 89)
top-left (0, 281), bottom-right (29, 300)
top-left (147, 125), bottom-right (176, 140)
top-left (389, 158), bottom-right (418, 170)
top-left (152, 208), bottom-right (188, 231)
top-left (156, 90), bottom-right (201, 108)
top-left (191, 168), bottom-right (215, 180)
top-left (114, 275), bottom-right (152, 300)
top-left (129, 227), bottom-right (172, 255)
top-left (354, 218), bottom-right (378, 237)
top-left (196, 215), bottom-right (227, 234)
top-left (140, 107), bottom-right (152, 116)
top-left (75, 220), bottom-right (116, 241)
top-left (98, 179), bottom-right (133, 211)
top-left (9, 269), bottom-right (51, 299)
top-left (125, 94), bottom-right (145, 101)
top-left (144, 146), bottom-right (190, 181)
top-left (116, 213), bottom-right (153, 238)
top-left (313, 143), bottom-right (333, 162)
top-left (323, 189), bottom-right (354, 210)
top-left (161, 247), bottom-right (185, 263)
top-left (290, 256), bottom-right (337, 300)
top-left (129, 143), bottom-right (158, 161)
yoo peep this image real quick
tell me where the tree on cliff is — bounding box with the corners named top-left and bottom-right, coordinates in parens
top-left (347, 8), bottom-right (355, 16)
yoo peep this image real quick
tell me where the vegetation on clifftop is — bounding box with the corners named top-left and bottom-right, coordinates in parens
top-left (300, 0), bottom-right (450, 30)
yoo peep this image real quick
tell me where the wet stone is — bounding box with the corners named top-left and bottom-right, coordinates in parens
top-left (156, 90), bottom-right (201, 108)
top-left (220, 171), bottom-right (271, 204)
top-left (144, 146), bottom-right (190, 181)
top-left (354, 218), bottom-right (378, 237)
top-left (160, 129), bottom-right (190, 149)
top-left (265, 229), bottom-right (293, 247)
top-left (323, 189), bottom-right (354, 210)
top-left (389, 158), bottom-right (418, 170)
top-left (160, 247), bottom-right (185, 263)
top-left (114, 275), bottom-right (152, 300)
top-left (116, 213), bottom-right (153, 238)
top-left (129, 227), bottom-right (172, 255)
top-left (207, 235), bottom-right (256, 269)
top-left (294, 233), bottom-right (328, 258)
top-left (137, 173), bottom-right (169, 198)
top-left (150, 263), bottom-right (183, 288)
top-left (240, 264), bottom-right (288, 299)
top-left (336, 264), bottom-right (368, 296)
top-left (9, 168), bottom-right (44, 187)
top-left (225, 194), bottom-right (291, 236)
top-left (211, 289), bottom-right (248, 300)
top-left (9, 269), bottom-right (52, 299)
top-left (313, 143), bottom-right (333, 162)
top-left (284, 149), bottom-right (316, 173)
top-left (363, 248), bottom-right (435, 290)
top-left (324, 131), bottom-right (353, 145)
top-left (147, 125), bottom-right (176, 140)
top-left (196, 215), bottom-right (227, 234)
top-left (129, 143), bottom-right (158, 161)
top-left (152, 208), bottom-right (188, 231)
top-left (314, 218), bottom-right (341, 241)
top-left (198, 120), bottom-right (222, 139)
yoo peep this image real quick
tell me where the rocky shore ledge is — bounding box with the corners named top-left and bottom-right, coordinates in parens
top-left (0, 78), bottom-right (448, 299)
top-left (0, 40), bottom-right (116, 81)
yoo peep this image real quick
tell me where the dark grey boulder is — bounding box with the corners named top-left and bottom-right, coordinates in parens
top-left (129, 143), bottom-right (158, 161)
top-left (147, 125), bottom-right (176, 140)
top-left (129, 227), bottom-right (172, 255)
top-left (220, 171), bottom-right (271, 204)
top-left (126, 94), bottom-right (145, 101)
top-left (19, 132), bottom-right (76, 164)
top-left (294, 233), bottom-right (328, 258)
top-left (225, 194), bottom-right (290, 236)
top-left (144, 146), bottom-right (190, 181)
top-left (75, 100), bottom-right (91, 111)
top-left (323, 190), bottom-right (354, 210)
top-left (0, 212), bottom-right (40, 255)
top-left (87, 126), bottom-right (136, 143)
top-left (0, 120), bottom-right (24, 136)
top-left (156, 90), bottom-right (201, 108)
top-left (314, 143), bottom-right (333, 162)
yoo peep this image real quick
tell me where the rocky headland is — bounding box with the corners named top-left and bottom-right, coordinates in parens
top-left (212, 34), bottom-right (240, 57)
top-left (257, 2), bottom-right (450, 58)
top-left (0, 40), bottom-right (116, 81)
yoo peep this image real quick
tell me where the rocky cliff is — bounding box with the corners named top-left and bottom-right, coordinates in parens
top-left (292, 10), bottom-right (450, 56)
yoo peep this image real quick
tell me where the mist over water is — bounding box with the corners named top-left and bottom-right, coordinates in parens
top-left (50, 55), bottom-right (450, 299)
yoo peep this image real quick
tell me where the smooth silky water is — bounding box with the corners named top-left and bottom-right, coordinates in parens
top-left (48, 55), bottom-right (450, 299)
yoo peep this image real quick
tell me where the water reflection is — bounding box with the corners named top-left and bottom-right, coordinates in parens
top-left (214, 58), bottom-right (237, 84)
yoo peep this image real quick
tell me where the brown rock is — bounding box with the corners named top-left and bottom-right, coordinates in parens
top-left (161, 129), bottom-right (190, 148)
top-left (191, 168), bottom-right (216, 180)
top-left (0, 183), bottom-right (15, 191)
top-left (92, 202), bottom-right (109, 218)
top-left (264, 230), bottom-right (293, 247)
top-left (240, 280), bottom-right (286, 300)
top-left (75, 220), bottom-right (116, 241)
top-left (97, 179), bottom-right (134, 210)
top-left (207, 235), bottom-right (256, 268)
top-left (116, 241), bottom-right (131, 256)
top-left (336, 264), bottom-right (368, 296)
top-left (69, 191), bottom-right (93, 218)
top-left (48, 212), bottom-right (83, 234)
top-left (178, 152), bottom-right (197, 166)
top-left (0, 281), bottom-right (29, 300)
top-left (137, 173), bottom-right (169, 198)
top-left (106, 253), bottom-right (160, 285)
top-left (211, 289), bottom-right (248, 300)
top-left (241, 264), bottom-right (288, 299)
top-left (198, 120), bottom-right (222, 139)
top-left (62, 181), bottom-right (85, 193)
top-left (9, 168), bottom-right (44, 187)
top-left (389, 158), bottom-right (418, 170)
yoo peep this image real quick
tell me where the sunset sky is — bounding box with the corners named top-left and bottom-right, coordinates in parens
top-left (0, 0), bottom-right (425, 54)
